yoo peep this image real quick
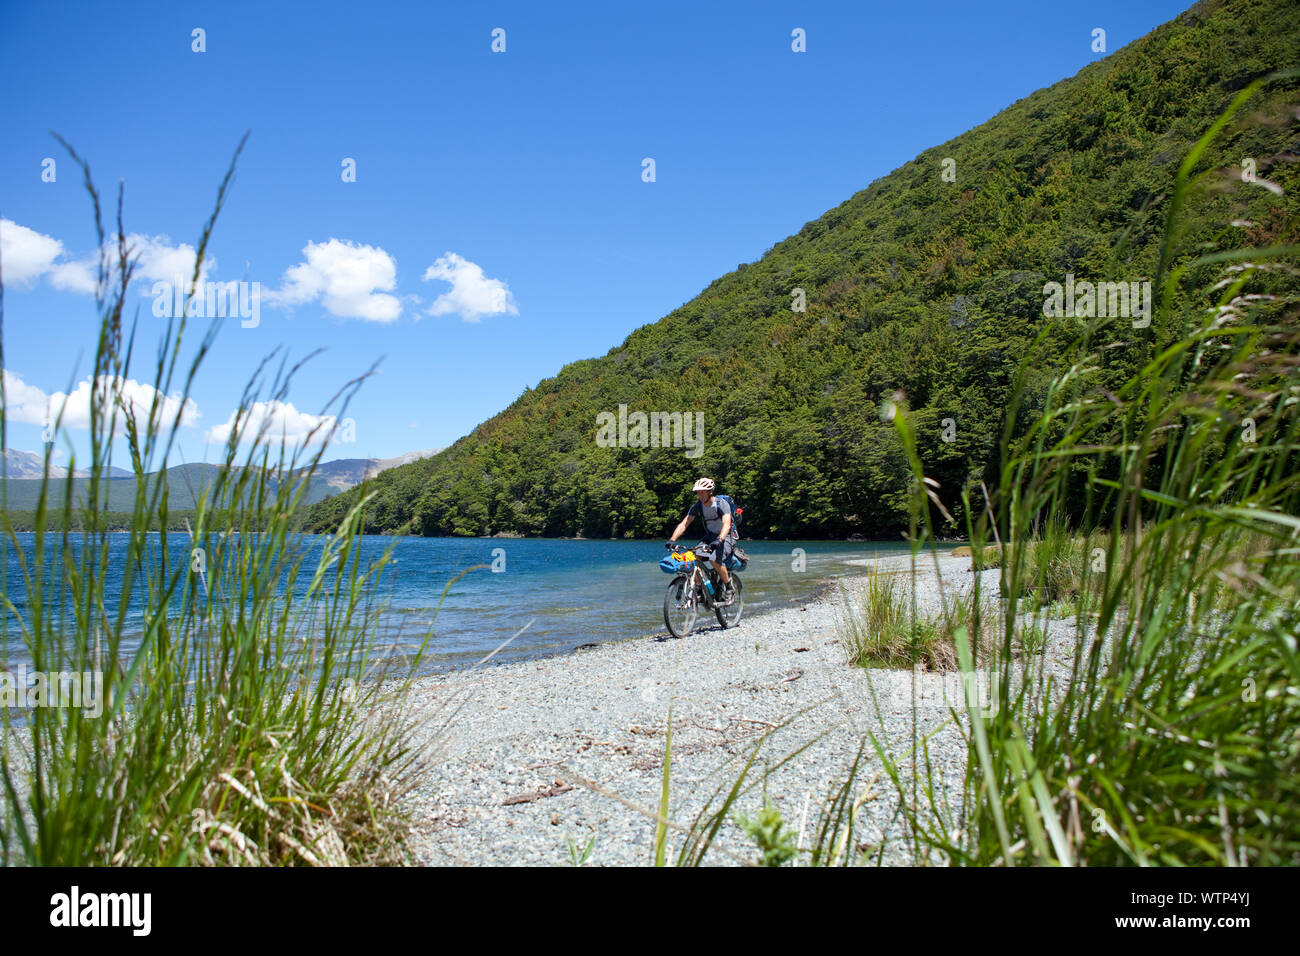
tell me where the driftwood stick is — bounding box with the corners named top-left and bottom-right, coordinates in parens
top-left (501, 783), bottom-right (575, 806)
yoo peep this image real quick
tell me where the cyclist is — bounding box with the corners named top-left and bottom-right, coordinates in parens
top-left (666, 477), bottom-right (736, 604)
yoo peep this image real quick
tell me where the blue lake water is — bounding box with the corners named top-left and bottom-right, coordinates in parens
top-left (2, 534), bottom-right (915, 672)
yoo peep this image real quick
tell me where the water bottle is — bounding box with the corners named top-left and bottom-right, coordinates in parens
top-left (704, 578), bottom-right (715, 598)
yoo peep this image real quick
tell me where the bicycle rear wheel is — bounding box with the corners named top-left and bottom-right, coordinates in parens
top-left (714, 574), bottom-right (744, 629)
top-left (664, 575), bottom-right (697, 638)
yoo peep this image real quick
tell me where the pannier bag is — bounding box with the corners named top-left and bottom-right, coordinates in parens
top-left (726, 548), bottom-right (749, 572)
top-left (660, 550), bottom-right (697, 574)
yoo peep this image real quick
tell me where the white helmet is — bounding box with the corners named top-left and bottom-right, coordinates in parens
top-left (692, 477), bottom-right (715, 492)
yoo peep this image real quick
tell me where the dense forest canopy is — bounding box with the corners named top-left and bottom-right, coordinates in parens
top-left (306, 0), bottom-right (1300, 540)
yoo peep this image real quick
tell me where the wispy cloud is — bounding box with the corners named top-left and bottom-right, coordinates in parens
top-left (423, 252), bottom-right (517, 322)
top-left (0, 218), bottom-right (213, 296)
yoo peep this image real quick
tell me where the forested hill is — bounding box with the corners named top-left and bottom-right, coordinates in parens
top-left (306, 0), bottom-right (1300, 539)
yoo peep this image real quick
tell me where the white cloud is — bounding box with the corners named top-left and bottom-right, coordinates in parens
top-left (0, 369), bottom-right (53, 425)
top-left (423, 252), bottom-right (517, 322)
top-left (1, 369), bottom-right (199, 432)
top-left (0, 218), bottom-right (212, 296)
top-left (126, 233), bottom-right (212, 285)
top-left (271, 239), bottom-right (400, 322)
top-left (48, 259), bottom-right (97, 294)
top-left (204, 399), bottom-right (336, 447)
top-left (1, 219), bottom-right (79, 290)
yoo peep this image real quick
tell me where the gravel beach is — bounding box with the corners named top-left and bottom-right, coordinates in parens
top-left (401, 551), bottom-right (1083, 866)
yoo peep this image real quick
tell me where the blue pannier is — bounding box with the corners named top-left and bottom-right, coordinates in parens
top-left (660, 550), bottom-right (696, 574)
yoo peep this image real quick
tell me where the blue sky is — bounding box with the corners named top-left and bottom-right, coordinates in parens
top-left (1, 0), bottom-right (1193, 468)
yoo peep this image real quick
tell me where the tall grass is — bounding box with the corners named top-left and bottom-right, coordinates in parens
top-left (839, 563), bottom-right (993, 671)
top-left (684, 70), bottom-right (1300, 866)
top-left (982, 519), bottom-right (1112, 612)
top-left (1, 140), bottom-right (438, 865)
top-left (948, 74), bottom-right (1300, 867)
top-left (896, 72), bottom-right (1300, 866)
top-left (837, 566), bottom-right (914, 667)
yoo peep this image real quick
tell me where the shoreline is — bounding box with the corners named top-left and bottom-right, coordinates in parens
top-left (399, 551), bottom-right (1081, 866)
top-left (411, 556), bottom-right (858, 678)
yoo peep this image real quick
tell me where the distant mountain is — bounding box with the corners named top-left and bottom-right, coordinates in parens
top-left (0, 448), bottom-right (444, 513)
top-left (2, 448), bottom-right (132, 479)
top-left (309, 450), bottom-right (445, 493)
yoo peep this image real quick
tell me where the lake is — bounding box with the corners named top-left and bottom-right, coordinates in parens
top-left (2, 534), bottom-right (915, 672)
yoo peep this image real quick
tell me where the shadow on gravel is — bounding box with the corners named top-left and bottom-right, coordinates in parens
top-left (653, 623), bottom-right (728, 642)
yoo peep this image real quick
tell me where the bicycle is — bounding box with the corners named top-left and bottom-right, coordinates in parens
top-left (660, 542), bottom-right (745, 639)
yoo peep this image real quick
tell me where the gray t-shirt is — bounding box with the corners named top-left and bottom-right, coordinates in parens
top-left (688, 496), bottom-right (736, 542)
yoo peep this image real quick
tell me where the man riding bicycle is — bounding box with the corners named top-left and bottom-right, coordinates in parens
top-left (666, 477), bottom-right (737, 605)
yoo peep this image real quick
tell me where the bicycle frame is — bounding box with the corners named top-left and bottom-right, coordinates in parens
top-left (685, 563), bottom-right (710, 607)
top-left (671, 549), bottom-right (724, 608)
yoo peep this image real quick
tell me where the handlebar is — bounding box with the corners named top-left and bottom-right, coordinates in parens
top-left (668, 541), bottom-right (717, 556)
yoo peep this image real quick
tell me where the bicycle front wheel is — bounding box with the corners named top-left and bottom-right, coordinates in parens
top-left (714, 574), bottom-right (744, 629)
top-left (664, 575), bottom-right (697, 639)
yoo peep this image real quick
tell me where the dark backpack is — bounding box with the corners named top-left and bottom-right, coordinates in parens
top-left (715, 494), bottom-right (743, 539)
